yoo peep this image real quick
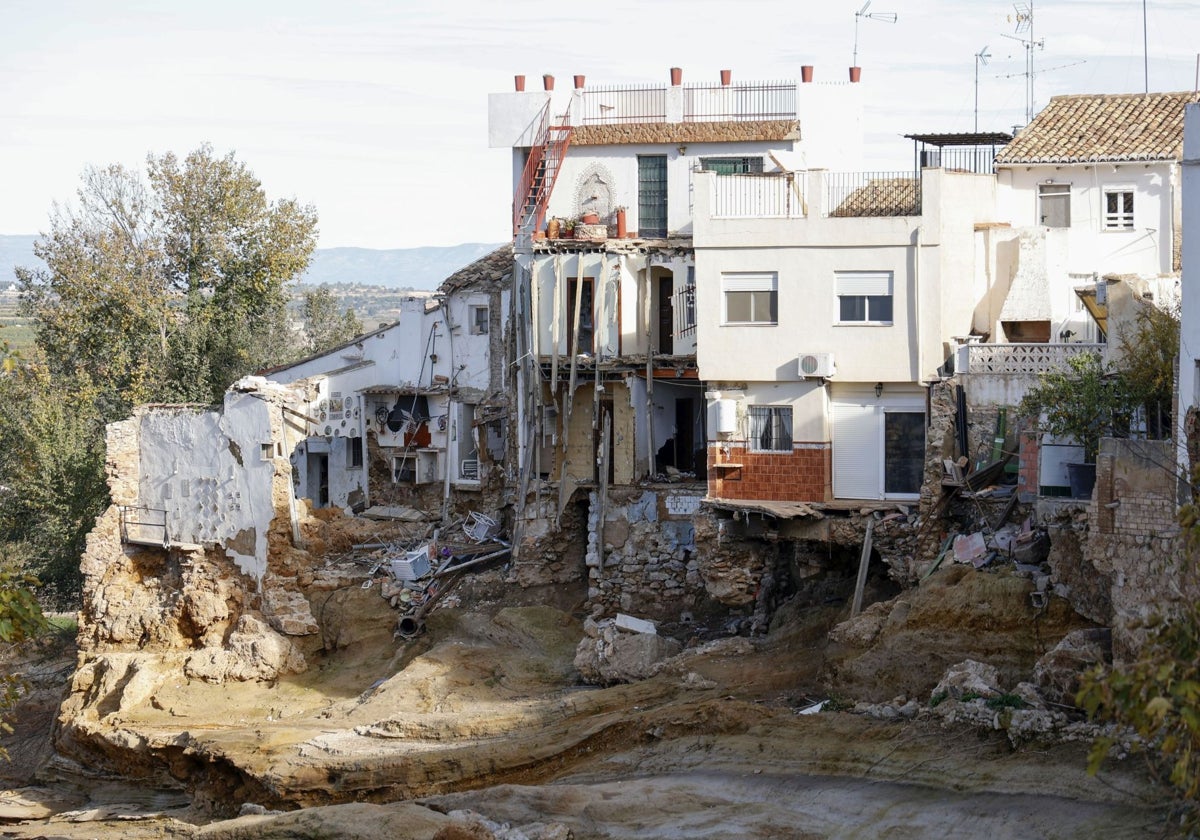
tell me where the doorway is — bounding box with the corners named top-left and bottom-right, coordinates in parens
top-left (657, 274), bottom-right (674, 354)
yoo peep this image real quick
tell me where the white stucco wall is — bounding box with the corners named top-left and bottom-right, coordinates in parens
top-left (1179, 104), bottom-right (1200, 466)
top-left (995, 162), bottom-right (1175, 277)
top-left (137, 392), bottom-right (286, 582)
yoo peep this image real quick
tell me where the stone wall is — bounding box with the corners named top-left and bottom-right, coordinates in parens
top-left (572, 120), bottom-right (799, 147)
top-left (586, 487), bottom-right (707, 620)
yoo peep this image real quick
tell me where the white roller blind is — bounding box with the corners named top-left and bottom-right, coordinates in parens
top-left (722, 272), bottom-right (777, 292)
top-left (835, 271), bottom-right (891, 296)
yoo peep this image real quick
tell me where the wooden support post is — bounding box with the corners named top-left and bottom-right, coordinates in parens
top-left (851, 517), bottom-right (874, 618)
top-left (595, 410), bottom-right (611, 580)
top-left (564, 251), bottom-right (584, 450)
top-left (644, 263), bottom-right (655, 477)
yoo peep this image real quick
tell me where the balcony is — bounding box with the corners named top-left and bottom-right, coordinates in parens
top-left (711, 172), bottom-right (804, 218)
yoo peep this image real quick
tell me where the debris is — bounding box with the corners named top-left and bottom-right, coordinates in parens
top-left (952, 532), bottom-right (987, 565)
top-left (614, 613), bottom-right (658, 635)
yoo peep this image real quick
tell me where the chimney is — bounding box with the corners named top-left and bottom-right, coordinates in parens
top-left (720, 69), bottom-right (732, 86)
top-left (574, 74), bottom-right (586, 90)
top-left (801, 65), bottom-right (814, 83)
top-left (849, 66), bottom-right (862, 83)
top-left (514, 74), bottom-right (526, 92)
top-left (543, 74), bottom-right (555, 91)
top-left (670, 67), bottom-right (682, 86)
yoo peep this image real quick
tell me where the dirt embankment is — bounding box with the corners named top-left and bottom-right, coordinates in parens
top-left (1, 554), bottom-right (1171, 839)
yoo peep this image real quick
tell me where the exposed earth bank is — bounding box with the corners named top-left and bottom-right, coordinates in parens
top-left (0, 547), bottom-right (1170, 839)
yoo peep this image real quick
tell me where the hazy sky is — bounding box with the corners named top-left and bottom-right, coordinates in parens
top-left (2, 0), bottom-right (1198, 249)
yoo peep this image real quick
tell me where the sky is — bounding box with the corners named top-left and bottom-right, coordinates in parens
top-left (2, 0), bottom-right (1198, 250)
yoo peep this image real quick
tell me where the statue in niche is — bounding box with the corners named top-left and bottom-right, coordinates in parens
top-left (574, 165), bottom-right (616, 221)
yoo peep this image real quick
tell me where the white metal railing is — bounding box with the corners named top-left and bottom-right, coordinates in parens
top-left (963, 342), bottom-right (1107, 375)
top-left (711, 173), bottom-right (804, 218)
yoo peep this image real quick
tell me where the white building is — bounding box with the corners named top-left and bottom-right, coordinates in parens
top-left (693, 163), bottom-right (999, 502)
top-left (1178, 102), bottom-right (1200, 479)
top-left (989, 92), bottom-right (1189, 345)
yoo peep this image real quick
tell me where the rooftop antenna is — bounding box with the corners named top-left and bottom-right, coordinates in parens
top-left (1142, 0), bottom-right (1148, 94)
top-left (975, 45), bottom-right (992, 132)
top-left (1002, 1), bottom-right (1043, 122)
top-left (852, 1), bottom-right (898, 67)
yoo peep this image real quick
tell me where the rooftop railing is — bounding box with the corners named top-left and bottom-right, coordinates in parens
top-left (580, 84), bottom-right (667, 123)
top-left (825, 171), bottom-right (921, 217)
top-left (711, 172), bottom-right (804, 218)
top-left (684, 81), bottom-right (796, 122)
top-left (580, 81), bottom-right (797, 125)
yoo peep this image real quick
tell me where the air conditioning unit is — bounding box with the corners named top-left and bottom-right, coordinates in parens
top-left (798, 352), bottom-right (836, 379)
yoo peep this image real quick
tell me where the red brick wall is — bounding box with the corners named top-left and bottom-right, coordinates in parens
top-left (1017, 430), bottom-right (1038, 497)
top-left (707, 443), bottom-right (830, 502)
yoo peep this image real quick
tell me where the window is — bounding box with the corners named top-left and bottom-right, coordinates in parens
top-left (701, 157), bottom-right (764, 174)
top-left (470, 305), bottom-right (489, 335)
top-left (347, 438), bottom-right (364, 468)
top-left (722, 272), bottom-right (777, 325)
top-left (836, 271), bottom-right (893, 324)
top-left (1103, 189), bottom-right (1134, 230)
top-left (1038, 183), bottom-right (1070, 227)
top-left (638, 155), bottom-right (668, 238)
top-left (748, 405), bottom-right (792, 452)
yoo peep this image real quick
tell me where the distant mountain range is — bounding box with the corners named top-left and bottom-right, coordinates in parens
top-left (0, 235), bottom-right (503, 291)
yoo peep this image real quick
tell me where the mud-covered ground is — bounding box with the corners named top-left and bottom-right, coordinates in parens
top-left (0, 564), bottom-right (1172, 839)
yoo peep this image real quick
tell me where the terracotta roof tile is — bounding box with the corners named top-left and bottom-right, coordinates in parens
top-left (996, 91), bottom-right (1197, 164)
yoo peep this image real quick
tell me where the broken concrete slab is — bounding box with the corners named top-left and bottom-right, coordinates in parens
top-left (614, 613), bottom-right (657, 635)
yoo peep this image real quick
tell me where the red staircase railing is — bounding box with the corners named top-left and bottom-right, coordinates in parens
top-left (512, 101), bottom-right (573, 235)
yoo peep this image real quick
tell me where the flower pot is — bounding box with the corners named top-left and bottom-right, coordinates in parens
top-left (581, 212), bottom-right (600, 225)
top-left (848, 66), bottom-right (862, 83)
top-left (720, 69), bottom-right (732, 86)
top-left (514, 74), bottom-right (526, 92)
top-left (574, 74), bottom-right (585, 89)
top-left (547, 219), bottom-right (561, 239)
top-left (801, 65), bottom-right (814, 83)
top-left (1067, 462), bottom-right (1097, 499)
top-left (615, 207), bottom-right (627, 239)
top-left (670, 66), bottom-right (682, 86)
top-left (543, 73), bottom-right (555, 91)
top-left (562, 227), bottom-right (575, 239)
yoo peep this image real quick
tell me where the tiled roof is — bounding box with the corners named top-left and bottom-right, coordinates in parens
top-left (438, 244), bottom-right (513, 294)
top-left (829, 177), bottom-right (920, 217)
top-left (995, 91), bottom-right (1197, 164)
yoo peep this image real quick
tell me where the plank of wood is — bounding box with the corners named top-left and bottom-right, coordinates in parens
top-left (851, 517), bottom-right (875, 618)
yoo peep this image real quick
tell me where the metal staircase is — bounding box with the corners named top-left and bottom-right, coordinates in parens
top-left (512, 101), bottom-right (573, 236)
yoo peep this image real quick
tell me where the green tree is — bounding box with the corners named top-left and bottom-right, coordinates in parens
top-left (302, 287), bottom-right (363, 355)
top-left (1115, 302), bottom-right (1179, 439)
top-left (0, 366), bottom-right (107, 604)
top-left (0, 561), bottom-right (48, 760)
top-left (5, 145), bottom-right (318, 605)
top-left (1018, 351), bottom-right (1133, 463)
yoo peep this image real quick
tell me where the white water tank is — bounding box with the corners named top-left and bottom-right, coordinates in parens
top-left (715, 399), bottom-right (738, 435)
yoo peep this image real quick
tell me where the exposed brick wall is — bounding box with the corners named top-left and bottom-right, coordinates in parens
top-left (1017, 430), bottom-right (1039, 497)
top-left (706, 443), bottom-right (830, 502)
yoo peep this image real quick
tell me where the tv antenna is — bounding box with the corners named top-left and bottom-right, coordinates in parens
top-left (1002, 2), bottom-right (1043, 123)
top-left (853, 1), bottom-right (897, 67)
top-left (974, 45), bottom-right (992, 132)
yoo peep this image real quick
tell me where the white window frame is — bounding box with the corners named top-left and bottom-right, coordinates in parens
top-left (1102, 187), bottom-right (1134, 231)
top-left (835, 271), bottom-right (894, 325)
top-left (722, 272), bottom-right (778, 326)
top-left (747, 404), bottom-right (793, 453)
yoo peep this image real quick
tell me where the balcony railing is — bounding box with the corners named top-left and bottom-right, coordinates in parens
top-left (119, 505), bottom-right (170, 548)
top-left (580, 82), bottom-right (797, 125)
top-left (684, 82), bottom-right (796, 122)
top-left (581, 84), bottom-right (667, 124)
top-left (918, 147), bottom-right (998, 174)
top-left (964, 342), bottom-right (1107, 375)
top-left (711, 173), bottom-right (804, 218)
top-left (825, 172), bottom-right (921, 217)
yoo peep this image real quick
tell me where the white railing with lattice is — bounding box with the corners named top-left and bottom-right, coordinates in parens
top-left (963, 343), bottom-right (1107, 375)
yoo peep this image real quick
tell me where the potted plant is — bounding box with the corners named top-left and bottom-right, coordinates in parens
top-left (562, 218), bottom-right (576, 239)
top-left (1018, 351), bottom-right (1132, 498)
top-left (580, 211), bottom-right (600, 225)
